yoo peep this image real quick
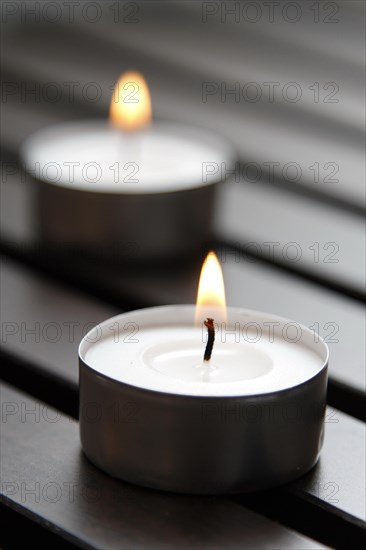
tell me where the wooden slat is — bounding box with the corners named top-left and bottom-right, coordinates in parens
top-left (288, 408), bottom-right (366, 524)
top-left (182, 1), bottom-right (365, 68)
top-left (0, 256), bottom-right (117, 386)
top-left (215, 180), bottom-right (366, 297)
top-left (0, 382), bottom-right (326, 549)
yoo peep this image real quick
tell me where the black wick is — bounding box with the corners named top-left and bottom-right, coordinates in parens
top-left (203, 318), bottom-right (215, 362)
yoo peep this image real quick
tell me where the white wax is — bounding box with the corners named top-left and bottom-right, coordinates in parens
top-left (80, 306), bottom-right (328, 397)
top-left (21, 121), bottom-right (234, 193)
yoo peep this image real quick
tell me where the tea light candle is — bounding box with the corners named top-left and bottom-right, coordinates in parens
top-left (21, 72), bottom-right (235, 262)
top-left (79, 253), bottom-right (328, 494)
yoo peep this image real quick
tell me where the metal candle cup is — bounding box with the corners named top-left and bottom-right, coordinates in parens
top-left (78, 306), bottom-right (328, 494)
top-left (20, 120), bottom-right (235, 263)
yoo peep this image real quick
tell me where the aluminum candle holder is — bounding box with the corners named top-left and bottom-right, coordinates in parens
top-left (20, 120), bottom-right (235, 263)
top-left (78, 306), bottom-right (328, 495)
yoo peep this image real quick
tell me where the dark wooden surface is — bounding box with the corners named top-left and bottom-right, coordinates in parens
top-left (1, 257), bottom-right (365, 539)
top-left (1, 1), bottom-right (365, 548)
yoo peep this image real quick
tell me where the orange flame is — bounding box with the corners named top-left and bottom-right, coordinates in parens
top-left (195, 251), bottom-right (227, 324)
top-left (109, 71), bottom-right (152, 131)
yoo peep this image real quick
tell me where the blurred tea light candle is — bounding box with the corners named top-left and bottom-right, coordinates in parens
top-left (23, 72), bottom-right (224, 192)
top-left (21, 72), bottom-right (235, 261)
top-left (79, 252), bottom-right (329, 494)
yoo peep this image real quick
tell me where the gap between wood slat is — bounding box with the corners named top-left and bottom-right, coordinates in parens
top-left (0, 244), bottom-right (145, 312)
top-left (233, 489), bottom-right (366, 548)
top-left (0, 500), bottom-right (83, 550)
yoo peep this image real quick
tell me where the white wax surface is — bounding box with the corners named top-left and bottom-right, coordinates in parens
top-left (21, 121), bottom-right (234, 193)
top-left (80, 306), bottom-right (328, 397)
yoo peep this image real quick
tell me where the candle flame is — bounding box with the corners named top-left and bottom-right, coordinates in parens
top-left (109, 71), bottom-right (152, 131)
top-left (195, 251), bottom-right (227, 324)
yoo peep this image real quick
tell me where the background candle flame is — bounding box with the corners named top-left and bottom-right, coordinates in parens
top-left (109, 71), bottom-right (152, 131)
top-left (195, 251), bottom-right (227, 324)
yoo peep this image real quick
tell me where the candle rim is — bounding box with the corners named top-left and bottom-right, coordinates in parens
top-left (79, 305), bottom-right (329, 398)
top-left (20, 119), bottom-right (237, 195)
